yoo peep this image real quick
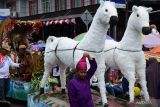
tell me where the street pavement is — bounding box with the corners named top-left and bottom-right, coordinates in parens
top-left (0, 93), bottom-right (158, 107)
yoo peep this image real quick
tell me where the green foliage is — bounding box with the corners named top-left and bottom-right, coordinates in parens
top-left (47, 77), bottom-right (58, 87)
top-left (29, 71), bottom-right (43, 92)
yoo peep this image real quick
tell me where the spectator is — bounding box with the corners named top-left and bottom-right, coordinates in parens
top-left (0, 47), bottom-right (21, 101)
top-left (150, 24), bottom-right (159, 35)
top-left (105, 70), bottom-right (123, 97)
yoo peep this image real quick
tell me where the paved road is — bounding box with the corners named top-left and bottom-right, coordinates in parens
top-left (0, 95), bottom-right (158, 107)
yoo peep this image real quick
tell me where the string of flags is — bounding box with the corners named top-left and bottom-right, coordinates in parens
top-left (42, 18), bottom-right (76, 26)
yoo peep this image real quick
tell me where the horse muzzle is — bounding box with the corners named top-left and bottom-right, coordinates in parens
top-left (109, 16), bottom-right (118, 27)
top-left (142, 27), bottom-right (151, 35)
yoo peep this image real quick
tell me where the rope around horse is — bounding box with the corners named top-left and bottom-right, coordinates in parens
top-left (45, 47), bottom-right (104, 53)
top-left (45, 38), bottom-right (104, 66)
top-left (46, 45), bottom-right (142, 54)
top-left (45, 38), bottom-right (142, 66)
top-left (104, 47), bottom-right (142, 52)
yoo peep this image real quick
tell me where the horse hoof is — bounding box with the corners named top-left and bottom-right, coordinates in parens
top-left (103, 103), bottom-right (108, 107)
top-left (61, 89), bottom-right (66, 94)
top-left (128, 101), bottom-right (135, 107)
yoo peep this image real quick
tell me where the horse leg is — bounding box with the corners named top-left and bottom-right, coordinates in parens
top-left (59, 64), bottom-right (67, 94)
top-left (96, 70), bottom-right (108, 105)
top-left (137, 68), bottom-right (150, 102)
top-left (124, 71), bottom-right (136, 103)
top-left (40, 62), bottom-right (53, 94)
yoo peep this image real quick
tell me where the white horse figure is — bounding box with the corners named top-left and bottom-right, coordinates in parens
top-left (40, 1), bottom-right (118, 106)
top-left (104, 6), bottom-right (152, 103)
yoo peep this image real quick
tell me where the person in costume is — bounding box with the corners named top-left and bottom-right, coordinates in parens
top-left (67, 52), bottom-right (97, 107)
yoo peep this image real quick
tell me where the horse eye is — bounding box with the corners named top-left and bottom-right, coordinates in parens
top-left (137, 14), bottom-right (139, 17)
top-left (51, 39), bottom-right (53, 42)
top-left (105, 9), bottom-right (108, 12)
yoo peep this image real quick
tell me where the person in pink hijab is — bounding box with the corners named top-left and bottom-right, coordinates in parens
top-left (67, 52), bottom-right (97, 107)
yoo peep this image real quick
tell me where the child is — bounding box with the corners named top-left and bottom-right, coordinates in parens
top-left (67, 52), bottom-right (97, 107)
top-left (0, 47), bottom-right (21, 101)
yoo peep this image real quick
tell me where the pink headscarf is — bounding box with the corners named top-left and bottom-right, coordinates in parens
top-left (76, 56), bottom-right (87, 70)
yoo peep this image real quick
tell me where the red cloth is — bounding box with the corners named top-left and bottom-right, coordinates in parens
top-left (0, 53), bottom-right (5, 64)
top-left (108, 71), bottom-right (119, 80)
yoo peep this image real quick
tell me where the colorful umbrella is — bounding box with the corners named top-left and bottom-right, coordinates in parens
top-left (74, 32), bottom-right (114, 41)
top-left (143, 34), bottom-right (160, 48)
top-left (31, 43), bottom-right (45, 52)
top-left (73, 32), bottom-right (86, 41)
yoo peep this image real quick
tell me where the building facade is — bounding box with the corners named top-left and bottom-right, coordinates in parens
top-left (1, 0), bottom-right (101, 17)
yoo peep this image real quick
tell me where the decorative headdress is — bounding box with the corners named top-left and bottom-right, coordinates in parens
top-left (76, 57), bottom-right (87, 70)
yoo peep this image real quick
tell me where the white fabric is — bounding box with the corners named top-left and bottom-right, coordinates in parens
top-left (151, 28), bottom-right (159, 35)
top-left (0, 56), bottom-right (19, 78)
top-left (143, 34), bottom-right (160, 48)
top-left (52, 67), bottom-right (60, 77)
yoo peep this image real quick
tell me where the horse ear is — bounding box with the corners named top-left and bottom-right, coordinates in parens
top-left (132, 5), bottom-right (138, 12)
top-left (110, 2), bottom-right (116, 7)
top-left (146, 7), bottom-right (153, 13)
top-left (47, 36), bottom-right (56, 42)
top-left (99, 0), bottom-right (105, 5)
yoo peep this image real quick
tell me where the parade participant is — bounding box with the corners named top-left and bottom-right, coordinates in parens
top-left (0, 47), bottom-right (20, 100)
top-left (67, 52), bottom-right (97, 107)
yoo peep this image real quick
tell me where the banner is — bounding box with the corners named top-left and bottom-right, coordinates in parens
top-left (0, 9), bottom-right (10, 24)
top-left (111, 0), bottom-right (125, 4)
top-left (105, 0), bottom-right (126, 8)
top-left (7, 80), bottom-right (30, 101)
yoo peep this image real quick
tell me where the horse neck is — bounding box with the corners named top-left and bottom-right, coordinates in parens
top-left (119, 26), bottom-right (142, 50)
top-left (79, 16), bottom-right (109, 50)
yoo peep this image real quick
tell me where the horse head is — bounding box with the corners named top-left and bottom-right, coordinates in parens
top-left (129, 6), bottom-right (152, 35)
top-left (45, 36), bottom-right (56, 51)
top-left (97, 0), bottom-right (118, 27)
top-left (46, 36), bottom-right (56, 42)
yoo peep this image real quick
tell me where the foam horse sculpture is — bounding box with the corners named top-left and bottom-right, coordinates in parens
top-left (104, 6), bottom-right (152, 103)
top-left (40, 1), bottom-right (118, 106)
